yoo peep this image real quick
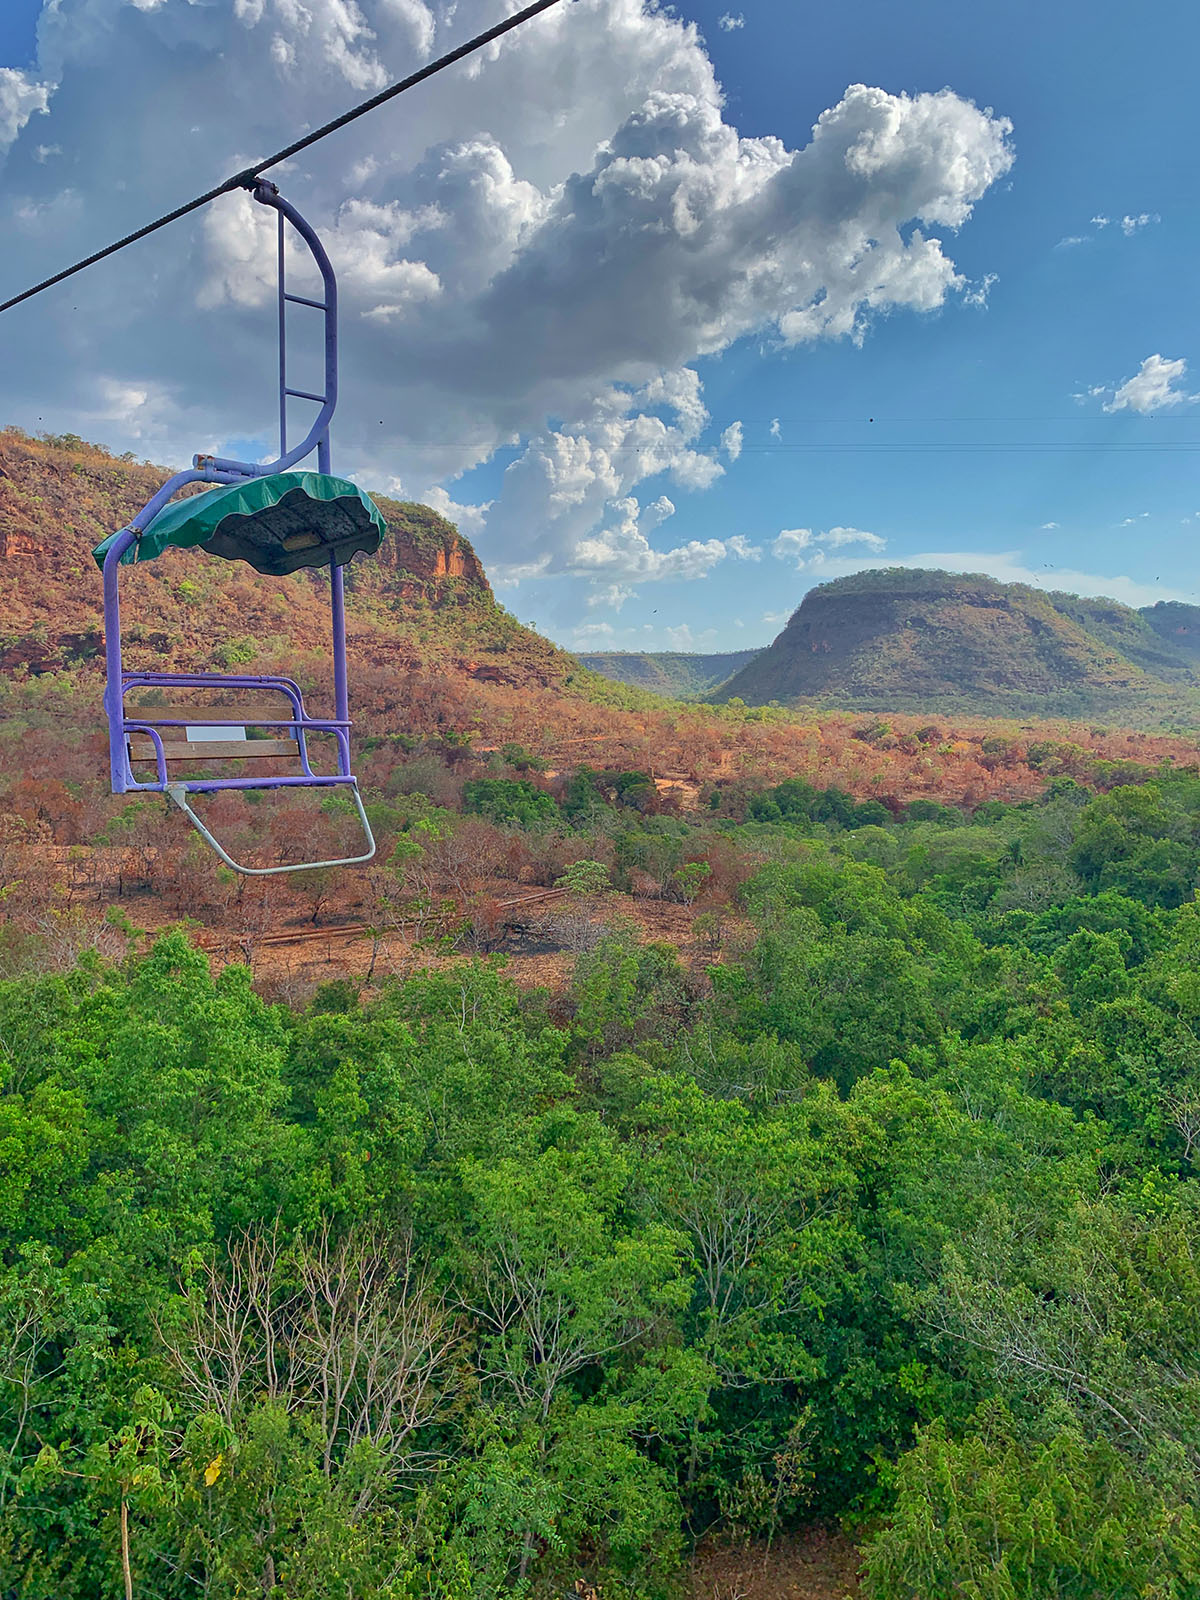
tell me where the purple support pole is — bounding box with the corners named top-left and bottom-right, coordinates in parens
top-left (277, 206), bottom-right (288, 458)
top-left (103, 531), bottom-right (136, 794)
top-left (315, 426), bottom-right (349, 725)
top-left (330, 560), bottom-right (349, 724)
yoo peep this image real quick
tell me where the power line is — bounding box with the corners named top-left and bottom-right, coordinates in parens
top-left (0, 0), bottom-right (568, 318)
top-left (727, 442), bottom-right (1200, 453)
top-left (681, 415), bottom-right (1200, 424)
top-left (357, 440), bottom-right (1200, 453)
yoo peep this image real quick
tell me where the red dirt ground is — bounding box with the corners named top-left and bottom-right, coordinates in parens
top-left (689, 1531), bottom-right (863, 1600)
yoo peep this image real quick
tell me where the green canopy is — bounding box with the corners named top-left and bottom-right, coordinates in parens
top-left (92, 471), bottom-right (388, 577)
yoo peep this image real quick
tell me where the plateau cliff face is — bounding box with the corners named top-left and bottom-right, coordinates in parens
top-left (370, 494), bottom-right (491, 598)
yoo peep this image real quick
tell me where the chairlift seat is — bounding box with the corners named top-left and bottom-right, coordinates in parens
top-left (96, 179), bottom-right (381, 875)
top-left (124, 705), bottom-right (304, 764)
top-left (125, 702), bottom-right (304, 761)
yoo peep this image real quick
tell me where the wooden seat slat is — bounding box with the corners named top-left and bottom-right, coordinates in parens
top-left (128, 737), bottom-right (301, 762)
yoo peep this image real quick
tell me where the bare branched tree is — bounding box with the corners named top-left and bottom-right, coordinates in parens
top-left (1164, 1088), bottom-right (1200, 1161)
top-left (0, 1290), bottom-right (59, 1506)
top-left (294, 1223), bottom-right (465, 1492)
top-left (158, 1220), bottom-right (465, 1505)
top-left (157, 1218), bottom-right (292, 1424)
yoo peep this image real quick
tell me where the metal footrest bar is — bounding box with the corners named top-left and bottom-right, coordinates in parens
top-left (166, 782), bottom-right (376, 876)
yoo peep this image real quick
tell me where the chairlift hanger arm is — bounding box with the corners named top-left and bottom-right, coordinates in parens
top-left (196, 181), bottom-right (338, 481)
top-left (167, 783), bottom-right (376, 876)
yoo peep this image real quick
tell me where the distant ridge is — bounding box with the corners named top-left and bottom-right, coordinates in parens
top-left (578, 648), bottom-right (761, 698)
top-left (711, 568), bottom-right (1200, 720)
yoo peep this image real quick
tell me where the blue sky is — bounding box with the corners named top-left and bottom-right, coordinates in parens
top-left (2, 0), bottom-right (1198, 652)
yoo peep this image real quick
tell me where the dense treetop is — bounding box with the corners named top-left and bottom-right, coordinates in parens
top-left (3, 764), bottom-right (1200, 1598)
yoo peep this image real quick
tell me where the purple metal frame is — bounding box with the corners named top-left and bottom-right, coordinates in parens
top-left (100, 180), bottom-right (374, 872)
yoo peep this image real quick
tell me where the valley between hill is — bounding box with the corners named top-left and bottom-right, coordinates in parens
top-left (578, 648), bottom-right (761, 698)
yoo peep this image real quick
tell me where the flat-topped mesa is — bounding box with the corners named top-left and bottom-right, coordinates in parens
top-left (711, 566), bottom-right (1200, 717)
top-left (1141, 600), bottom-right (1200, 657)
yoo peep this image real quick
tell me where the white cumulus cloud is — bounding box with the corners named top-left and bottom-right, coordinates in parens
top-left (663, 622), bottom-right (717, 649)
top-left (820, 525), bottom-right (886, 550)
top-left (571, 495), bottom-right (730, 583)
top-left (573, 621), bottom-right (616, 643)
top-left (1, 0), bottom-right (1012, 618)
top-left (726, 533), bottom-right (760, 560)
top-left (587, 582), bottom-right (636, 611)
top-left (773, 528), bottom-right (814, 559)
top-left (962, 272), bottom-right (997, 307)
top-left (422, 484), bottom-right (489, 537)
top-left (773, 525), bottom-right (886, 565)
top-left (0, 67), bottom-right (51, 155)
top-left (717, 12), bottom-right (745, 30)
top-left (1096, 354), bottom-right (1197, 414)
top-left (1057, 210), bottom-right (1158, 249)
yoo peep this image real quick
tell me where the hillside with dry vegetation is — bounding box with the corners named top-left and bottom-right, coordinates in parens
top-left (6, 426), bottom-right (1200, 986)
top-left (0, 426), bottom-right (562, 686)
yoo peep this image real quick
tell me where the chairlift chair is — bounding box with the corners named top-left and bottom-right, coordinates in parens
top-left (93, 179), bottom-right (383, 875)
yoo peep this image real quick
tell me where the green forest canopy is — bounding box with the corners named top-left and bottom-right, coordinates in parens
top-left (2, 772), bottom-right (1200, 1597)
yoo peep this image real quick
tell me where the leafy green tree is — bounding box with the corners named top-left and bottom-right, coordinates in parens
top-left (452, 1125), bottom-right (689, 1582)
top-left (554, 858), bottom-right (610, 897)
top-left (671, 859), bottom-right (712, 904)
top-left (570, 932), bottom-right (689, 1054)
top-left (1053, 927), bottom-right (1130, 1012)
top-left (717, 859), bottom-right (947, 1089)
top-left (634, 1076), bottom-right (859, 1506)
top-left (462, 779), bottom-right (559, 829)
top-left (1069, 782), bottom-right (1200, 907)
top-left (863, 1402), bottom-right (1200, 1600)
top-left (456, 1131), bottom-right (687, 1424)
